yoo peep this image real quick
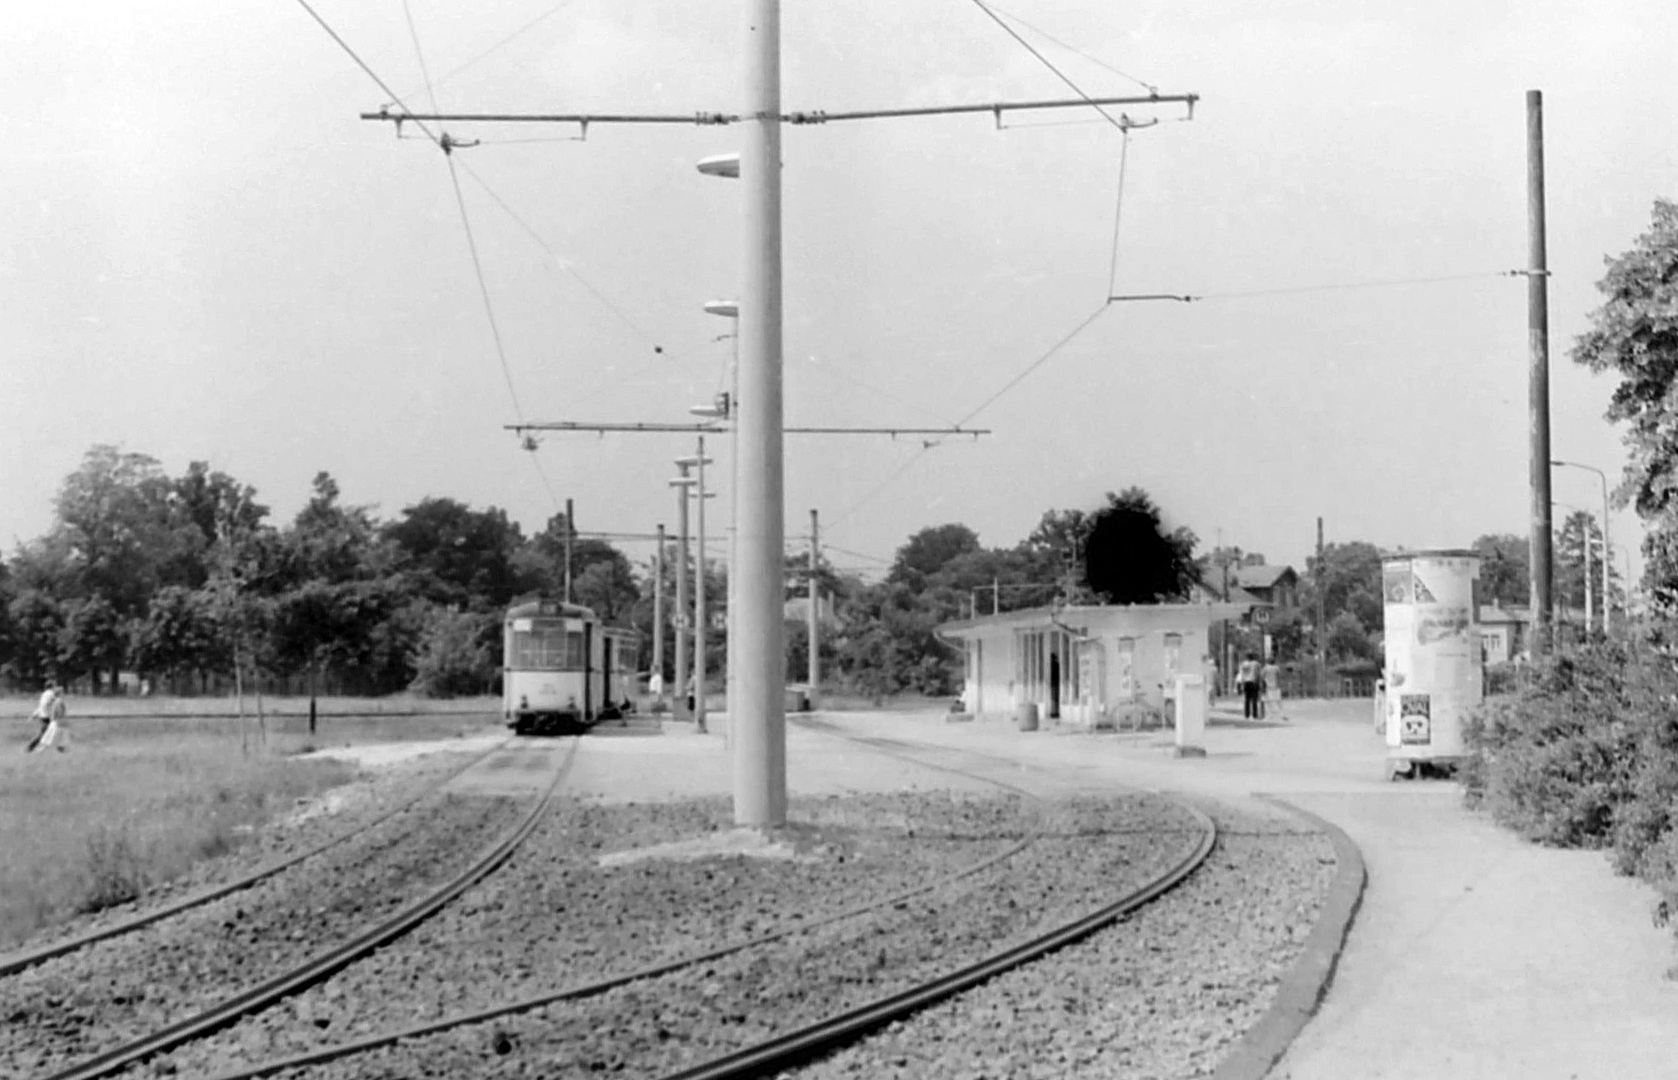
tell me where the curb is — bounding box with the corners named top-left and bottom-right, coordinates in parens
top-left (1209, 793), bottom-right (1368, 1080)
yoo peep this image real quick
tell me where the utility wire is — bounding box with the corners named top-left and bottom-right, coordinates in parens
top-left (400, 0), bottom-right (442, 118)
top-left (969, 0), bottom-right (1127, 132)
top-left (827, 303), bottom-right (1113, 531)
top-left (298, 0), bottom-right (564, 517)
top-left (446, 148), bottom-right (527, 420)
top-left (454, 160), bottom-right (673, 358)
top-left (292, 0), bottom-right (440, 146)
top-left (1186, 270), bottom-right (1520, 302)
top-left (953, 303), bottom-right (1112, 429)
top-left (803, 354), bottom-right (960, 429)
top-left (387, 0), bottom-right (579, 107)
top-left (1106, 129), bottom-right (1131, 300)
top-left (983, 3), bottom-right (1158, 95)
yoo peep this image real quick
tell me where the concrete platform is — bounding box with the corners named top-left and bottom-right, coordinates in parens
top-left (820, 701), bottom-right (1678, 1080)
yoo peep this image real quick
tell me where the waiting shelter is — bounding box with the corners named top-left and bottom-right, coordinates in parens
top-left (938, 602), bottom-right (1251, 728)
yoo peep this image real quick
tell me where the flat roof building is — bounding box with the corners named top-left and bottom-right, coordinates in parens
top-left (938, 601), bottom-right (1250, 729)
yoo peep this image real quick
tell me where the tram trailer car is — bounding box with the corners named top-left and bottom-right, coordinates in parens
top-left (503, 597), bottom-right (640, 735)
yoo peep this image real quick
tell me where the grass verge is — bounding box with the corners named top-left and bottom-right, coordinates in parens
top-left (0, 707), bottom-right (500, 949)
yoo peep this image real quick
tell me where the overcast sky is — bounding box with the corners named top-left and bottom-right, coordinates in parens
top-left (4, 0), bottom-right (1673, 581)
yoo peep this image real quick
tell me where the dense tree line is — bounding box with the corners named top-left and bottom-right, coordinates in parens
top-left (6, 446), bottom-right (1610, 700)
top-left (0, 448), bottom-right (639, 697)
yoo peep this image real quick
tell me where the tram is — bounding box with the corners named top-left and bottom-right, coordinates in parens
top-left (502, 595), bottom-right (639, 734)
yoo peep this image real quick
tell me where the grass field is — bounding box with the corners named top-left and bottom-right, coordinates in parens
top-left (0, 698), bottom-right (508, 950)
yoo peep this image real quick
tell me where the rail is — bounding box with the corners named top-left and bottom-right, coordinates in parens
top-left (40, 739), bottom-right (577, 1080)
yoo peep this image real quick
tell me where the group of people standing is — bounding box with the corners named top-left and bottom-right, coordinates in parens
top-left (1235, 653), bottom-right (1286, 721)
top-left (25, 681), bottom-right (70, 753)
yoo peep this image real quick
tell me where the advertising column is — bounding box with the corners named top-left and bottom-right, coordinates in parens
top-left (1381, 550), bottom-right (1482, 775)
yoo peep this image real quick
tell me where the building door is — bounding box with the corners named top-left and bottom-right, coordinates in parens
top-left (1049, 650), bottom-right (1061, 719)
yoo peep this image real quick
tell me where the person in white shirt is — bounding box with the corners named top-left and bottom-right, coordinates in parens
top-left (1237, 654), bottom-right (1262, 719)
top-left (26, 681), bottom-right (68, 753)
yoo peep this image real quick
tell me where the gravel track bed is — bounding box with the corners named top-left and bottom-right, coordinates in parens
top-left (790, 804), bottom-right (1337, 1080)
top-left (5, 745), bottom-right (501, 960)
top-left (1, 790), bottom-right (527, 1078)
top-left (164, 791), bottom-right (1204, 1080)
top-left (149, 790), bottom-right (1039, 1076)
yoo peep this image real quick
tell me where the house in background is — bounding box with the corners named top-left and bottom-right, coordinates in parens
top-left (1229, 561), bottom-right (1300, 611)
top-left (1479, 603), bottom-right (1534, 663)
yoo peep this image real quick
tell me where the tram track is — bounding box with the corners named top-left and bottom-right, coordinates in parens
top-left (0, 737), bottom-right (515, 979)
top-left (157, 723), bottom-right (1217, 1080)
top-left (6, 738), bottom-right (576, 1080)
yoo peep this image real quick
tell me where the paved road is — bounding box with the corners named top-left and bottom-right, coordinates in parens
top-left (810, 701), bottom-right (1678, 1080)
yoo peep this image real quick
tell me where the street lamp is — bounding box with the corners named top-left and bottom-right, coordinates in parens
top-left (1551, 460), bottom-right (1612, 634)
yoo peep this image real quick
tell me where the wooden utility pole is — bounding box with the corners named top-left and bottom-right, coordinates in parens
top-left (1316, 517), bottom-right (1327, 696)
top-left (1527, 89), bottom-right (1554, 654)
top-left (653, 523), bottom-right (665, 709)
top-left (671, 465), bottom-right (692, 722)
top-left (807, 508), bottom-right (819, 711)
top-left (564, 497), bottom-right (575, 604)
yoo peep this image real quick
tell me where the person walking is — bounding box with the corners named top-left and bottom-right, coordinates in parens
top-left (1262, 659), bottom-right (1285, 722)
top-left (1237, 653), bottom-right (1262, 720)
top-left (26, 681), bottom-right (67, 753)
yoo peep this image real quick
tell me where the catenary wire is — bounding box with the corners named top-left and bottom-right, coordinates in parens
top-left (400, 0), bottom-right (442, 118)
top-left (297, 0), bottom-right (564, 517)
top-left (291, 0), bottom-right (440, 146)
top-left (969, 0), bottom-right (1127, 131)
top-left (387, 0), bottom-right (579, 107)
top-left (826, 303), bottom-right (1113, 531)
top-left (803, 354), bottom-right (961, 429)
top-left (1107, 129), bottom-right (1131, 300)
top-left (984, 3), bottom-right (1158, 94)
top-left (454, 160), bottom-right (674, 359)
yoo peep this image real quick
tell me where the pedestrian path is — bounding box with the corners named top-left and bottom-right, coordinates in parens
top-left (821, 701), bottom-right (1678, 1080)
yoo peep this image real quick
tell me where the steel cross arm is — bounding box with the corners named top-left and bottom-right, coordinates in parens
top-left (509, 422), bottom-right (988, 436)
top-left (360, 93), bottom-right (1196, 128)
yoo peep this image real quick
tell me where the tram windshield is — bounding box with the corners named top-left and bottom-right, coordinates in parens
top-left (510, 623), bottom-right (586, 671)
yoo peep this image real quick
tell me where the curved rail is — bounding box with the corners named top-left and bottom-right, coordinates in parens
top-left (40, 738), bottom-right (578, 1080)
top-left (653, 722), bottom-right (1218, 1080)
top-left (197, 743), bottom-right (1054, 1079)
top-left (204, 722), bottom-right (1211, 1080)
top-left (0, 736), bottom-right (515, 978)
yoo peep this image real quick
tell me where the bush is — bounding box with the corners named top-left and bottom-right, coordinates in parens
top-left (408, 607), bottom-right (497, 698)
top-left (1464, 635), bottom-right (1678, 934)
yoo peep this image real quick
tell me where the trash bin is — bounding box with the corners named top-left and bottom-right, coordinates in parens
top-left (1015, 702), bottom-right (1039, 731)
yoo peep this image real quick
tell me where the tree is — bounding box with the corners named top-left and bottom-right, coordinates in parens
top-left (1325, 610), bottom-right (1378, 666)
top-left (409, 606), bottom-right (497, 698)
top-left (384, 497), bottom-right (526, 608)
top-left (1555, 511), bottom-right (1622, 622)
top-left (1082, 488), bottom-right (1200, 604)
top-left (1471, 534), bottom-right (1530, 608)
top-left (50, 445), bottom-right (202, 621)
top-left (1303, 541), bottom-right (1385, 631)
top-left (169, 461), bottom-right (268, 589)
top-left (1569, 199), bottom-right (1678, 610)
top-left (130, 585), bottom-right (227, 685)
top-left (888, 524), bottom-right (982, 591)
top-left (57, 596), bottom-right (126, 690)
top-left (4, 589), bottom-right (65, 686)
